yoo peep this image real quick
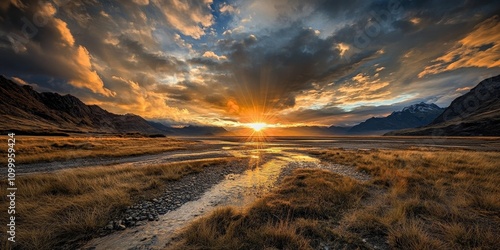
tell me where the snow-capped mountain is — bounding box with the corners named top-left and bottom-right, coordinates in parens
top-left (389, 75), bottom-right (500, 136)
top-left (402, 102), bottom-right (442, 113)
top-left (348, 102), bottom-right (445, 134)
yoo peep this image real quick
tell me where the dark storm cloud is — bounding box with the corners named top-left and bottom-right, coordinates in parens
top-left (119, 37), bottom-right (188, 74)
top-left (206, 27), bottom-right (379, 113)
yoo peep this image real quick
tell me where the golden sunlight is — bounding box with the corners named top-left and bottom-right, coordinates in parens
top-left (247, 122), bottom-right (267, 132)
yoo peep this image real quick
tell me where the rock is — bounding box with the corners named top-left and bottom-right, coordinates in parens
top-left (105, 222), bottom-right (114, 230)
top-left (100, 162), bottom-right (246, 233)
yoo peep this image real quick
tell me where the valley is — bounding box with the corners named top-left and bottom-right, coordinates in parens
top-left (1, 136), bottom-right (499, 249)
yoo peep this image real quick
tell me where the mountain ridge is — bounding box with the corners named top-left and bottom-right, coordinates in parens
top-left (348, 102), bottom-right (445, 134)
top-left (387, 74), bottom-right (500, 136)
top-left (0, 76), bottom-right (228, 135)
top-left (2, 76), bottom-right (353, 137)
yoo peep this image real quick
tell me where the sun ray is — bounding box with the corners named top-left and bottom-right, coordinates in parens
top-left (247, 122), bottom-right (267, 132)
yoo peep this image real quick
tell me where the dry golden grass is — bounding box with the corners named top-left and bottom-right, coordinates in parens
top-left (173, 147), bottom-right (499, 249)
top-left (170, 168), bottom-right (367, 249)
top-left (0, 135), bottom-right (193, 164)
top-left (0, 158), bottom-right (235, 250)
top-left (314, 148), bottom-right (500, 250)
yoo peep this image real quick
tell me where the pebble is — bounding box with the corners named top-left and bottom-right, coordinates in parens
top-left (101, 160), bottom-right (247, 234)
top-left (101, 158), bottom-right (368, 235)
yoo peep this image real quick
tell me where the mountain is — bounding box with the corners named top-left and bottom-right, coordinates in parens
top-left (0, 75), bottom-right (164, 134)
top-left (266, 126), bottom-right (336, 136)
top-left (0, 75), bottom-right (230, 136)
top-left (222, 125), bottom-right (351, 137)
top-left (147, 121), bottom-right (177, 134)
top-left (348, 103), bottom-right (445, 134)
top-left (147, 121), bottom-right (229, 136)
top-left (327, 125), bottom-right (352, 134)
top-left (173, 125), bottom-right (228, 136)
top-left (387, 75), bottom-right (500, 136)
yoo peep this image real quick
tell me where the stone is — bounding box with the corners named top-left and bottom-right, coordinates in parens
top-left (105, 222), bottom-right (114, 230)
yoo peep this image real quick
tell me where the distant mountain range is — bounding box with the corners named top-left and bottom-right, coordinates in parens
top-left (148, 121), bottom-right (228, 136)
top-left (223, 125), bottom-right (351, 137)
top-left (348, 103), bottom-right (445, 134)
top-left (387, 75), bottom-right (500, 136)
top-left (0, 76), bottom-right (227, 136)
top-left (2, 74), bottom-right (498, 136)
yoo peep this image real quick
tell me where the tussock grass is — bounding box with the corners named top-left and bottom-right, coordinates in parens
top-left (174, 148), bottom-right (499, 249)
top-left (0, 158), bottom-right (233, 250)
top-left (314, 148), bottom-right (500, 249)
top-left (0, 135), bottom-right (193, 164)
top-left (171, 169), bottom-right (367, 249)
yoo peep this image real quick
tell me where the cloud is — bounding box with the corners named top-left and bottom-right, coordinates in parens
top-left (220, 3), bottom-right (238, 14)
top-left (0, 0), bottom-right (114, 96)
top-left (419, 15), bottom-right (500, 78)
top-left (154, 0), bottom-right (214, 39)
top-left (132, 0), bottom-right (150, 5)
top-left (53, 18), bottom-right (74, 46)
top-left (11, 76), bottom-right (32, 86)
top-left (202, 51), bottom-right (227, 60)
top-left (70, 46), bottom-right (115, 96)
top-left (1, 0), bottom-right (500, 127)
top-left (455, 87), bottom-right (471, 92)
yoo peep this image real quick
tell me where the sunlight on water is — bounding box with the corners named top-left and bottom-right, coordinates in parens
top-left (84, 148), bottom-right (322, 250)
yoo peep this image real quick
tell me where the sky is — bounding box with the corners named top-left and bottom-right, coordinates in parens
top-left (1, 0), bottom-right (499, 128)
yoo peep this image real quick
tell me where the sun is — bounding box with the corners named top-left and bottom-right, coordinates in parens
top-left (247, 122), bottom-right (267, 132)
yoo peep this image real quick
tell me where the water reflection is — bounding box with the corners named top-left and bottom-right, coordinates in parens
top-left (83, 139), bottom-right (367, 250)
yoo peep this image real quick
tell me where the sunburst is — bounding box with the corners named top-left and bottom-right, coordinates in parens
top-left (247, 122), bottom-right (267, 132)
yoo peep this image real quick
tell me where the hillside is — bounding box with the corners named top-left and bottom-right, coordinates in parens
top-left (387, 75), bottom-right (500, 136)
top-left (348, 103), bottom-right (445, 134)
top-left (0, 76), bottom-right (164, 135)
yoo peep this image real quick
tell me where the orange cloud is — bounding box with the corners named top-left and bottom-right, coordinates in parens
top-left (226, 98), bottom-right (240, 114)
top-left (455, 87), bottom-right (471, 92)
top-left (54, 19), bottom-right (74, 46)
top-left (69, 46), bottom-right (115, 96)
top-left (11, 76), bottom-right (29, 85)
top-left (156, 0), bottom-right (214, 39)
top-left (202, 51), bottom-right (227, 60)
top-left (419, 15), bottom-right (500, 78)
